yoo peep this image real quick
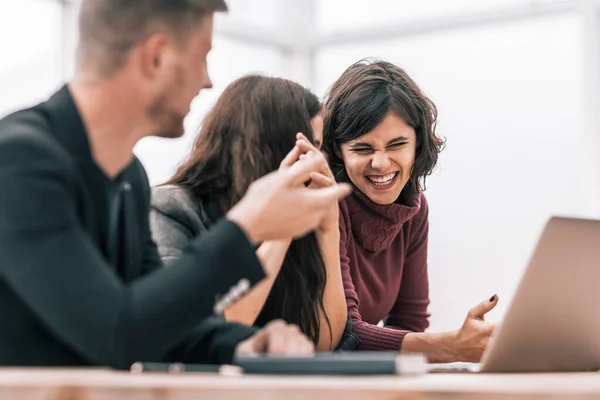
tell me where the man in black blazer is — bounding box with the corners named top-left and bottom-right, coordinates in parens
top-left (0, 0), bottom-right (350, 368)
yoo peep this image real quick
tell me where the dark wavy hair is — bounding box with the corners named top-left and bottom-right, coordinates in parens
top-left (167, 75), bottom-right (330, 345)
top-left (322, 59), bottom-right (445, 191)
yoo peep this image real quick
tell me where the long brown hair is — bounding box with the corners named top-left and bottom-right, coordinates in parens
top-left (167, 75), bottom-right (330, 345)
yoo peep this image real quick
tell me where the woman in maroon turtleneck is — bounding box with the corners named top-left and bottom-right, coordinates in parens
top-left (322, 59), bottom-right (498, 363)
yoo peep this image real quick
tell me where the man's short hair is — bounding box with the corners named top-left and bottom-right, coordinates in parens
top-left (78, 0), bottom-right (228, 75)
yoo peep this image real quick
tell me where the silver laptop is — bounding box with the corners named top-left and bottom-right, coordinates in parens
top-left (431, 216), bottom-right (600, 373)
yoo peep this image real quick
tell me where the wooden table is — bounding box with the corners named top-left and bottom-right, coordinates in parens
top-left (0, 368), bottom-right (598, 399)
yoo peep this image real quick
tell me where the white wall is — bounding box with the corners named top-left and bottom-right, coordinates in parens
top-left (316, 0), bottom-right (538, 33)
top-left (315, 14), bottom-right (594, 332)
top-left (0, 0), bottom-right (63, 118)
top-left (220, 0), bottom-right (284, 30)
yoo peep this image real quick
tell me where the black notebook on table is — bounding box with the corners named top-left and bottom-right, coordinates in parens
top-left (232, 351), bottom-right (427, 375)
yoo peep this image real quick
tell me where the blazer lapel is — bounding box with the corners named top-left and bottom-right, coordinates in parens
top-left (43, 85), bottom-right (144, 280)
top-left (42, 85), bottom-right (109, 254)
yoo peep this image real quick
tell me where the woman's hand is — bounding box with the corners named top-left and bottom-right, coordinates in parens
top-left (279, 133), bottom-right (340, 236)
top-left (402, 295), bottom-right (498, 363)
top-left (450, 295), bottom-right (498, 362)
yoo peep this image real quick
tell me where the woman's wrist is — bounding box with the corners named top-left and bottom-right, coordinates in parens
top-left (401, 330), bottom-right (458, 363)
top-left (271, 237), bottom-right (293, 247)
top-left (317, 223), bottom-right (340, 240)
top-left (256, 239), bottom-right (292, 276)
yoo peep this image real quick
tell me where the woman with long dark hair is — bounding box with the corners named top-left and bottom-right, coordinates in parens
top-left (150, 75), bottom-right (353, 351)
top-left (322, 59), bottom-right (497, 362)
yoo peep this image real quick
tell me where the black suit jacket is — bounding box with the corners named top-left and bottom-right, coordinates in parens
top-left (0, 86), bottom-right (265, 369)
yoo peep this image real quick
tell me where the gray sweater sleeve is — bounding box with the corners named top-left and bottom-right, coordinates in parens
top-left (150, 185), bottom-right (209, 266)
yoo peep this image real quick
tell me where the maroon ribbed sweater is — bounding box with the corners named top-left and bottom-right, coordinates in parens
top-left (339, 185), bottom-right (430, 350)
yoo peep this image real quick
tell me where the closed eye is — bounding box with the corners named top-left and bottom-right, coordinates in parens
top-left (387, 142), bottom-right (408, 150)
top-left (352, 147), bottom-right (373, 154)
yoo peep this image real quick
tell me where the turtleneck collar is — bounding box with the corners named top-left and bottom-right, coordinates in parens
top-left (344, 181), bottom-right (422, 252)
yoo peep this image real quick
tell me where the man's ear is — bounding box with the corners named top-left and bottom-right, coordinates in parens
top-left (137, 33), bottom-right (171, 80)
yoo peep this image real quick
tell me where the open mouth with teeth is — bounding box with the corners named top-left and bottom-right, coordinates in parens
top-left (365, 172), bottom-right (399, 188)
